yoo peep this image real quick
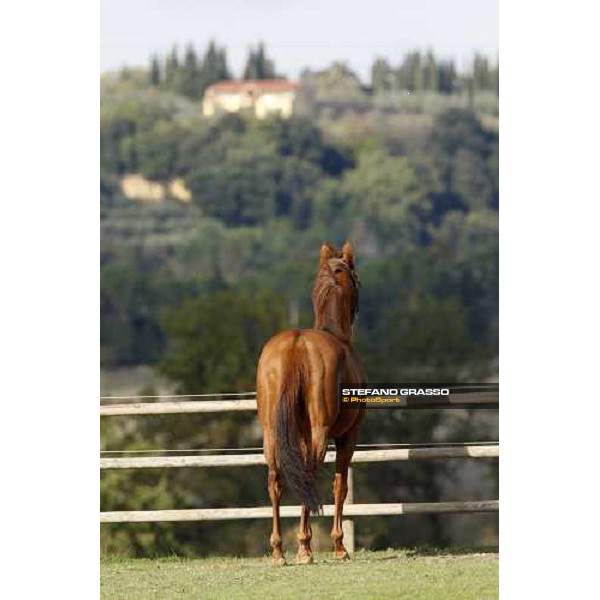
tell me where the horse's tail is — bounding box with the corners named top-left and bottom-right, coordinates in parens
top-left (275, 333), bottom-right (322, 514)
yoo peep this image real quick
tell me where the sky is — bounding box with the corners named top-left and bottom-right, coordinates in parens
top-left (101, 0), bottom-right (498, 82)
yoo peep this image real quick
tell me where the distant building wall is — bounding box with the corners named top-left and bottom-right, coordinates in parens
top-left (255, 91), bottom-right (295, 118)
top-left (202, 80), bottom-right (299, 119)
top-left (120, 174), bottom-right (191, 204)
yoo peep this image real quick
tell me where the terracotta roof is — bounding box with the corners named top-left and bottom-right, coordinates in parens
top-left (205, 79), bottom-right (299, 94)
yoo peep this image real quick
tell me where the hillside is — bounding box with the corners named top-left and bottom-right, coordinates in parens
top-left (100, 53), bottom-right (499, 555)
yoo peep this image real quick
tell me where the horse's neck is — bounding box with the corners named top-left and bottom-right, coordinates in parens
top-left (320, 322), bottom-right (352, 345)
top-left (314, 289), bottom-right (353, 344)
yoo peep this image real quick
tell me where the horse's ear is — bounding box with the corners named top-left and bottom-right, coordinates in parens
top-left (341, 241), bottom-right (355, 269)
top-left (320, 242), bottom-right (338, 263)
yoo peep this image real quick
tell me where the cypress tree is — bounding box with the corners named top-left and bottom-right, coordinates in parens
top-left (164, 46), bottom-right (179, 90)
top-left (413, 51), bottom-right (423, 93)
top-left (438, 61), bottom-right (456, 95)
top-left (472, 53), bottom-right (490, 92)
top-left (198, 41), bottom-right (231, 96)
top-left (149, 54), bottom-right (161, 87)
top-left (216, 48), bottom-right (231, 80)
top-left (371, 58), bottom-right (393, 93)
top-left (398, 51), bottom-right (423, 92)
top-left (423, 51), bottom-right (437, 92)
top-left (243, 42), bottom-right (277, 80)
top-left (181, 44), bottom-right (199, 98)
top-left (492, 59), bottom-right (499, 96)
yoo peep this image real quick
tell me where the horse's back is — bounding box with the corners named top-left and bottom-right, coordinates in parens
top-left (256, 328), bottom-right (363, 432)
top-left (257, 328), bottom-right (348, 390)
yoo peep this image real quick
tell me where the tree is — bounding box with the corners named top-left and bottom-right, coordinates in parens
top-left (155, 42), bottom-right (232, 97)
top-left (430, 109), bottom-right (496, 209)
top-left (164, 46), bottom-right (179, 89)
top-left (149, 54), bottom-right (161, 87)
top-left (451, 149), bottom-right (494, 210)
top-left (430, 209), bottom-right (499, 351)
top-left (181, 115), bottom-right (354, 228)
top-left (178, 44), bottom-right (199, 98)
top-left (101, 267), bottom-right (171, 366)
top-left (398, 51), bottom-right (423, 93)
top-left (491, 59), bottom-right (499, 96)
top-left (187, 146), bottom-right (279, 226)
top-left (340, 150), bottom-right (432, 252)
top-left (135, 121), bottom-right (183, 180)
top-left (160, 290), bottom-right (289, 393)
top-left (371, 58), bottom-right (393, 93)
top-left (261, 116), bottom-right (354, 175)
top-left (243, 42), bottom-right (277, 80)
top-left (198, 41), bottom-right (231, 95)
top-left (423, 51), bottom-right (438, 92)
top-left (472, 53), bottom-right (491, 92)
top-left (437, 60), bottom-right (456, 94)
top-left (431, 109), bottom-right (494, 159)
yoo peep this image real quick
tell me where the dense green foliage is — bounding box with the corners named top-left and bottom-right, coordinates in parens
top-left (371, 51), bottom-right (498, 96)
top-left (150, 41), bottom-right (231, 99)
top-left (147, 43), bottom-right (498, 101)
top-left (147, 41), bottom-right (282, 100)
top-left (161, 290), bottom-right (289, 393)
top-left (243, 42), bottom-right (279, 80)
top-left (101, 51), bottom-right (498, 557)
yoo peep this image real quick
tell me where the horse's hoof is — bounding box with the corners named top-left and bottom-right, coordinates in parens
top-left (333, 550), bottom-right (350, 560)
top-left (294, 553), bottom-right (314, 565)
top-left (273, 556), bottom-right (286, 566)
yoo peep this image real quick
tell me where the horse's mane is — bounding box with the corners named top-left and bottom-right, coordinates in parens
top-left (311, 262), bottom-right (336, 320)
top-left (312, 258), bottom-right (359, 340)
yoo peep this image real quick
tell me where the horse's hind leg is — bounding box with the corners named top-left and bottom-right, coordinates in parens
top-left (268, 467), bottom-right (285, 565)
top-left (295, 426), bottom-right (327, 564)
top-left (331, 425), bottom-right (359, 559)
top-left (265, 430), bottom-right (286, 566)
top-left (295, 505), bottom-right (313, 564)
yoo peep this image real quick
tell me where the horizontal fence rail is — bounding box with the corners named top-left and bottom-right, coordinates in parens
top-left (101, 501), bottom-right (499, 523)
top-left (100, 443), bottom-right (499, 470)
top-left (100, 392), bottom-right (257, 401)
top-left (100, 394), bottom-right (498, 416)
top-left (100, 399), bottom-right (258, 416)
top-left (100, 389), bottom-right (499, 546)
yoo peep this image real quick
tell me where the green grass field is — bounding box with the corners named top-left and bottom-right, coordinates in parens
top-left (101, 548), bottom-right (498, 600)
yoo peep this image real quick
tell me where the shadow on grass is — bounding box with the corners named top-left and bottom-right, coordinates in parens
top-left (344, 546), bottom-right (498, 562)
top-left (406, 545), bottom-right (499, 558)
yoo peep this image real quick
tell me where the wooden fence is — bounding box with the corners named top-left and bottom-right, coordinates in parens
top-left (100, 393), bottom-right (499, 551)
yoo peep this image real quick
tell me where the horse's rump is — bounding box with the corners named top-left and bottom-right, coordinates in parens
top-left (274, 332), bottom-right (323, 513)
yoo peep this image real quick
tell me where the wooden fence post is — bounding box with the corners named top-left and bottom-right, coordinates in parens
top-left (342, 466), bottom-right (355, 554)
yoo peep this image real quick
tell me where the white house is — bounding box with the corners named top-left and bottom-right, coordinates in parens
top-left (202, 80), bottom-right (299, 119)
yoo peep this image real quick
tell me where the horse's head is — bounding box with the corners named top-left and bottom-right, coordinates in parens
top-left (312, 241), bottom-right (360, 340)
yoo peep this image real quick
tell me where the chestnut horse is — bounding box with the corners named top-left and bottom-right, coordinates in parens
top-left (256, 241), bottom-right (365, 565)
